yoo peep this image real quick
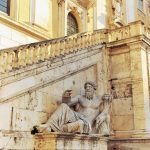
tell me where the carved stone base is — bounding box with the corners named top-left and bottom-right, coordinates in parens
top-left (34, 133), bottom-right (108, 150)
top-left (0, 132), bottom-right (108, 149)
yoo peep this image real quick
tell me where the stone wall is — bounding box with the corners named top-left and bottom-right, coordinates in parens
top-left (108, 138), bottom-right (150, 150)
top-left (109, 46), bottom-right (134, 137)
top-left (0, 23), bottom-right (39, 49)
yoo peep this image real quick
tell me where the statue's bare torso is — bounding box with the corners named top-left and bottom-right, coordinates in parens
top-left (72, 95), bottom-right (102, 125)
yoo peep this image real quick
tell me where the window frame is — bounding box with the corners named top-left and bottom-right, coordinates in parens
top-left (138, 0), bottom-right (144, 11)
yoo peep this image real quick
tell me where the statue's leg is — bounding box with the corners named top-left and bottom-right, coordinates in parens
top-left (46, 103), bottom-right (79, 132)
top-left (62, 119), bottom-right (84, 133)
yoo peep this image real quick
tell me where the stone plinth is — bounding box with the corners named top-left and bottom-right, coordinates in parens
top-left (34, 133), bottom-right (108, 150)
top-left (0, 132), bottom-right (108, 149)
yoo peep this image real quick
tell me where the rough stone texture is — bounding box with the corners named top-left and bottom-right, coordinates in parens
top-left (0, 132), bottom-right (34, 150)
top-left (35, 133), bottom-right (108, 150)
top-left (0, 132), bottom-right (108, 150)
top-left (108, 138), bottom-right (150, 150)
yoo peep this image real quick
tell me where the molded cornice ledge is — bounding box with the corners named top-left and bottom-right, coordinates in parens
top-left (0, 13), bottom-right (50, 41)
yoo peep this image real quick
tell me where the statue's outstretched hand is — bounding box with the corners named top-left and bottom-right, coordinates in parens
top-left (62, 90), bottom-right (72, 104)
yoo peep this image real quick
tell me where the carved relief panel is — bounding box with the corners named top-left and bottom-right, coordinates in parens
top-left (111, 82), bottom-right (132, 99)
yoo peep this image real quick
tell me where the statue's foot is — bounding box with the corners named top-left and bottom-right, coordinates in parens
top-left (31, 126), bottom-right (39, 135)
top-left (31, 124), bottom-right (52, 135)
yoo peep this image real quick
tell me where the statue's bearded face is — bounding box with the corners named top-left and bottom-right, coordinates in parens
top-left (85, 84), bottom-right (95, 100)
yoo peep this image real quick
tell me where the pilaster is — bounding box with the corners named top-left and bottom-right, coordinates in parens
top-left (129, 42), bottom-right (150, 136)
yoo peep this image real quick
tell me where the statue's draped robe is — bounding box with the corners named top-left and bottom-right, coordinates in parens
top-left (47, 103), bottom-right (91, 133)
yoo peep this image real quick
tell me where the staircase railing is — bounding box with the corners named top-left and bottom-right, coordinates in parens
top-left (0, 29), bottom-right (107, 73)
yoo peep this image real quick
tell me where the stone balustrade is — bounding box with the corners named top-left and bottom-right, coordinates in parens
top-left (0, 20), bottom-right (149, 74)
top-left (0, 30), bottom-right (107, 74)
top-left (108, 21), bottom-right (147, 42)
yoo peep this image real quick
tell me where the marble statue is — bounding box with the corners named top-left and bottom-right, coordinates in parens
top-left (31, 81), bottom-right (112, 135)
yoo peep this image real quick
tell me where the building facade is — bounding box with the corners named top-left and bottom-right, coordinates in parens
top-left (0, 0), bottom-right (150, 149)
top-left (0, 0), bottom-right (150, 48)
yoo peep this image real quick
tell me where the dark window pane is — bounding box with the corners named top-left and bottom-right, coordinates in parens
top-left (67, 13), bottom-right (78, 36)
top-left (0, 0), bottom-right (9, 14)
top-left (0, 5), bottom-right (7, 13)
top-left (0, 1), bottom-right (7, 7)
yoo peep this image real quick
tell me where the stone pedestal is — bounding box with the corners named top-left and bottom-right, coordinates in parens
top-left (0, 132), bottom-right (108, 149)
top-left (34, 133), bottom-right (108, 150)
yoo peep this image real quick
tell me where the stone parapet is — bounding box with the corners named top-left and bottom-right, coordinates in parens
top-left (0, 29), bottom-right (107, 74)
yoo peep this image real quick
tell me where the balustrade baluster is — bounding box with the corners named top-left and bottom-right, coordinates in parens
top-left (97, 31), bottom-right (101, 44)
top-left (55, 41), bottom-right (61, 56)
top-left (12, 50), bottom-right (19, 69)
top-left (59, 40), bottom-right (64, 55)
top-left (25, 48), bottom-right (31, 65)
top-left (74, 37), bottom-right (77, 50)
top-left (45, 43), bottom-right (49, 60)
top-left (35, 45), bottom-right (40, 62)
top-left (65, 39), bottom-right (69, 53)
top-left (51, 41), bottom-right (56, 57)
top-left (18, 48), bottom-right (25, 67)
top-left (40, 44), bottom-right (46, 61)
top-left (0, 53), bottom-right (4, 73)
top-left (0, 52), bottom-right (7, 72)
top-left (7, 52), bottom-right (14, 71)
top-left (70, 38), bottom-right (74, 52)
top-left (68, 38), bottom-right (72, 52)
top-left (89, 34), bottom-right (92, 47)
top-left (46, 43), bottom-right (52, 59)
top-left (29, 46), bottom-right (34, 64)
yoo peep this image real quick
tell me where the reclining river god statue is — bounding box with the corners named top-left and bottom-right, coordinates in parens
top-left (31, 81), bottom-right (112, 135)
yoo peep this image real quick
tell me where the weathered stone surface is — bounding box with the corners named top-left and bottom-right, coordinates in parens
top-left (34, 133), bottom-right (108, 150)
top-left (108, 138), bottom-right (150, 150)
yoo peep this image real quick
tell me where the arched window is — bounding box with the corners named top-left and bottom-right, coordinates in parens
top-left (67, 13), bottom-right (78, 35)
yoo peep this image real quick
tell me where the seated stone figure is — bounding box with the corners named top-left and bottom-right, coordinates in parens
top-left (32, 81), bottom-right (112, 135)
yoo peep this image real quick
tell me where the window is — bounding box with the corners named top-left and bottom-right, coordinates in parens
top-left (30, 0), bottom-right (50, 30)
top-left (0, 0), bottom-right (10, 14)
top-left (138, 0), bottom-right (143, 11)
top-left (67, 13), bottom-right (78, 36)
